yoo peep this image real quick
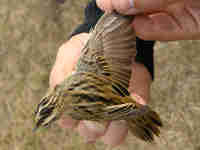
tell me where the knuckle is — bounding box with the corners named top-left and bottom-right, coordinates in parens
top-left (112, 0), bottom-right (130, 13)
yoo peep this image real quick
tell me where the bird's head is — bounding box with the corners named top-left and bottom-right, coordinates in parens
top-left (33, 85), bottom-right (65, 131)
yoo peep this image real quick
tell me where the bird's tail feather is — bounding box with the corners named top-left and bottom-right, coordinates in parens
top-left (126, 105), bottom-right (163, 142)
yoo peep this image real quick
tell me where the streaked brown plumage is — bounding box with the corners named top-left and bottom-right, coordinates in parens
top-left (33, 12), bottom-right (163, 142)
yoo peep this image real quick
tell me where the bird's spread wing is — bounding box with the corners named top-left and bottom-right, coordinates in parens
top-left (76, 12), bottom-right (136, 88)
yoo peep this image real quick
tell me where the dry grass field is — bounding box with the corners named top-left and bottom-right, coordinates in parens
top-left (0, 0), bottom-right (200, 150)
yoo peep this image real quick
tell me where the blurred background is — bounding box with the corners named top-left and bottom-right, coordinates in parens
top-left (0, 0), bottom-right (200, 150)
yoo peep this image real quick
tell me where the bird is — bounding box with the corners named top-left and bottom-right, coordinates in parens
top-left (33, 12), bottom-right (163, 142)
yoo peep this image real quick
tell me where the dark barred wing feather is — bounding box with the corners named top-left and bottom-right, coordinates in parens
top-left (76, 12), bottom-right (136, 88)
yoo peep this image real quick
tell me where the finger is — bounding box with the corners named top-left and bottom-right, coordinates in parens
top-left (110, 0), bottom-right (133, 13)
top-left (128, 63), bottom-right (152, 104)
top-left (101, 120), bottom-right (128, 148)
top-left (133, 14), bottom-right (178, 41)
top-left (96, 0), bottom-right (177, 14)
top-left (77, 121), bottom-right (109, 142)
top-left (96, 0), bottom-right (113, 12)
top-left (49, 33), bottom-right (89, 88)
top-left (57, 116), bottom-right (79, 129)
top-left (133, 12), bottom-right (200, 41)
top-left (134, 0), bottom-right (180, 10)
top-left (97, 0), bottom-right (136, 14)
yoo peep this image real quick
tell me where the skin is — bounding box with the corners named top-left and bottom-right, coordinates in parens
top-left (97, 0), bottom-right (200, 41)
top-left (49, 33), bottom-right (152, 147)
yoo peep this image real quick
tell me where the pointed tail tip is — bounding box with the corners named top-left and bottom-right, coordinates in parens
top-left (149, 110), bottom-right (163, 127)
top-left (139, 105), bottom-right (163, 127)
top-left (128, 105), bottom-right (163, 142)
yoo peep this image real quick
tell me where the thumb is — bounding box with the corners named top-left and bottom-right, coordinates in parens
top-left (49, 33), bottom-right (89, 88)
top-left (97, 0), bottom-right (132, 13)
top-left (96, 0), bottom-right (178, 15)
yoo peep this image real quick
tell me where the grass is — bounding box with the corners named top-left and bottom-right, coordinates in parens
top-left (0, 0), bottom-right (200, 150)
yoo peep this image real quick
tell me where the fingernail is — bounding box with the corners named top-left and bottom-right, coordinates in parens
top-left (78, 121), bottom-right (108, 142)
top-left (83, 121), bottom-right (107, 133)
top-left (129, 0), bottom-right (135, 8)
top-left (126, 0), bottom-right (143, 15)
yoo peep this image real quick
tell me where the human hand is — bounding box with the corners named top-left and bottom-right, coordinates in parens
top-left (49, 33), bottom-right (152, 148)
top-left (97, 0), bottom-right (200, 41)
